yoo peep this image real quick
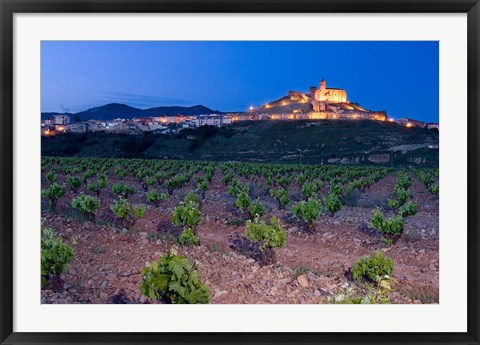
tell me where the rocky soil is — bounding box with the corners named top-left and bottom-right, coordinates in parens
top-left (41, 173), bottom-right (439, 304)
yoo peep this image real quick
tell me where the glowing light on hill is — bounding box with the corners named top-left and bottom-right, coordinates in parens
top-left (249, 106), bottom-right (254, 111)
top-left (265, 104), bottom-right (270, 108)
top-left (282, 101), bottom-right (288, 106)
top-left (406, 123), bottom-right (412, 128)
top-left (43, 128), bottom-right (56, 136)
top-left (388, 118), bottom-right (394, 122)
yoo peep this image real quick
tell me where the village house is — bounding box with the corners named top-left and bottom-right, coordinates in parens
top-left (52, 114), bottom-right (71, 125)
top-left (87, 120), bottom-right (107, 132)
top-left (68, 123), bottom-right (88, 133)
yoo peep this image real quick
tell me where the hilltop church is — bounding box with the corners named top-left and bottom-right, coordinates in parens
top-left (314, 79), bottom-right (347, 103)
top-left (310, 79), bottom-right (348, 112)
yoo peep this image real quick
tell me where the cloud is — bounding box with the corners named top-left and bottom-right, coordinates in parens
top-left (99, 91), bottom-right (192, 109)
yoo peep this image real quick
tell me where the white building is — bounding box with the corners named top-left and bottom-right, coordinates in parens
top-left (52, 115), bottom-right (71, 125)
top-left (68, 123), bottom-right (88, 133)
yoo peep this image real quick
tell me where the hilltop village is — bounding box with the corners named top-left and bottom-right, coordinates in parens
top-left (41, 79), bottom-right (439, 136)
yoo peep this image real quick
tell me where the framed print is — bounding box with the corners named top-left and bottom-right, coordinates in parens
top-left (0, 0), bottom-right (479, 344)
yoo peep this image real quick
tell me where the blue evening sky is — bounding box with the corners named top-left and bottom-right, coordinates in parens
top-left (41, 41), bottom-right (439, 122)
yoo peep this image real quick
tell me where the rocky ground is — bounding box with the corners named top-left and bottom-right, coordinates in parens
top-left (41, 173), bottom-right (439, 304)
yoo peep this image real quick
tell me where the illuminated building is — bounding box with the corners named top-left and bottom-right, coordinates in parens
top-left (314, 79), bottom-right (347, 103)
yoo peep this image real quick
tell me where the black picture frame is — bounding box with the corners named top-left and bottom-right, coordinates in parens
top-left (1, 1), bottom-right (479, 344)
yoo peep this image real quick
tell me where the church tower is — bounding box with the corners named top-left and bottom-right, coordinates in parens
top-left (320, 78), bottom-right (326, 91)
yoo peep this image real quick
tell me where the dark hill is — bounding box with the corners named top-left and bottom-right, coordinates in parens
top-left (142, 105), bottom-right (223, 117)
top-left (41, 119), bottom-right (439, 166)
top-left (42, 104), bottom-right (222, 122)
top-left (75, 103), bottom-right (143, 121)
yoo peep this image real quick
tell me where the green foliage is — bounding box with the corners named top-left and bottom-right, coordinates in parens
top-left (46, 171), bottom-right (57, 183)
top-left (82, 169), bottom-right (96, 182)
top-left (71, 194), bottom-right (100, 217)
top-left (146, 189), bottom-right (168, 206)
top-left (429, 184), bottom-right (439, 195)
top-left (184, 191), bottom-right (200, 206)
top-left (351, 252), bottom-right (394, 283)
top-left (142, 176), bottom-right (155, 191)
top-left (399, 201), bottom-right (417, 217)
top-left (110, 198), bottom-right (145, 227)
top-left (236, 191), bottom-right (251, 211)
top-left (371, 208), bottom-right (404, 236)
top-left (393, 187), bottom-right (410, 206)
top-left (222, 172), bottom-right (233, 185)
top-left (178, 227), bottom-right (200, 246)
top-left (112, 182), bottom-right (135, 198)
top-left (380, 237), bottom-right (393, 246)
top-left (387, 198), bottom-right (399, 209)
top-left (414, 168), bottom-right (438, 196)
top-left (245, 216), bottom-right (286, 251)
top-left (277, 176), bottom-right (292, 189)
top-left (330, 183), bottom-right (344, 195)
top-left (301, 182), bottom-right (318, 199)
top-left (87, 181), bottom-right (101, 196)
top-left (172, 201), bottom-right (202, 229)
top-left (87, 175), bottom-right (107, 196)
top-left (133, 205), bottom-right (147, 220)
top-left (164, 174), bottom-right (190, 195)
top-left (271, 188), bottom-right (290, 209)
top-left (110, 198), bottom-right (132, 221)
top-left (41, 182), bottom-right (66, 210)
top-left (293, 197), bottom-right (323, 224)
top-left (204, 166), bottom-right (215, 182)
top-left (196, 177), bottom-right (208, 192)
top-left (114, 166), bottom-right (128, 179)
top-left (172, 195), bottom-right (202, 245)
top-left (396, 170), bottom-right (412, 189)
top-left (227, 179), bottom-right (248, 197)
top-left (140, 251), bottom-right (210, 304)
top-left (66, 176), bottom-right (81, 192)
top-left (296, 174), bottom-right (307, 185)
top-left (324, 192), bottom-right (342, 214)
top-left (247, 201), bottom-right (265, 220)
top-left (41, 228), bottom-right (74, 283)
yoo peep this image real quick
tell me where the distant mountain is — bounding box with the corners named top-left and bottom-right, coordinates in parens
top-left (41, 103), bottom-right (224, 121)
top-left (142, 105), bottom-right (222, 117)
top-left (74, 103), bottom-right (143, 121)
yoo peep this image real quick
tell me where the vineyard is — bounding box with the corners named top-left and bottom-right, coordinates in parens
top-left (41, 157), bottom-right (439, 304)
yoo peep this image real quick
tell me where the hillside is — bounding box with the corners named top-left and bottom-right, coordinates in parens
top-left (41, 119), bottom-right (439, 166)
top-left (41, 104), bottom-right (222, 121)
